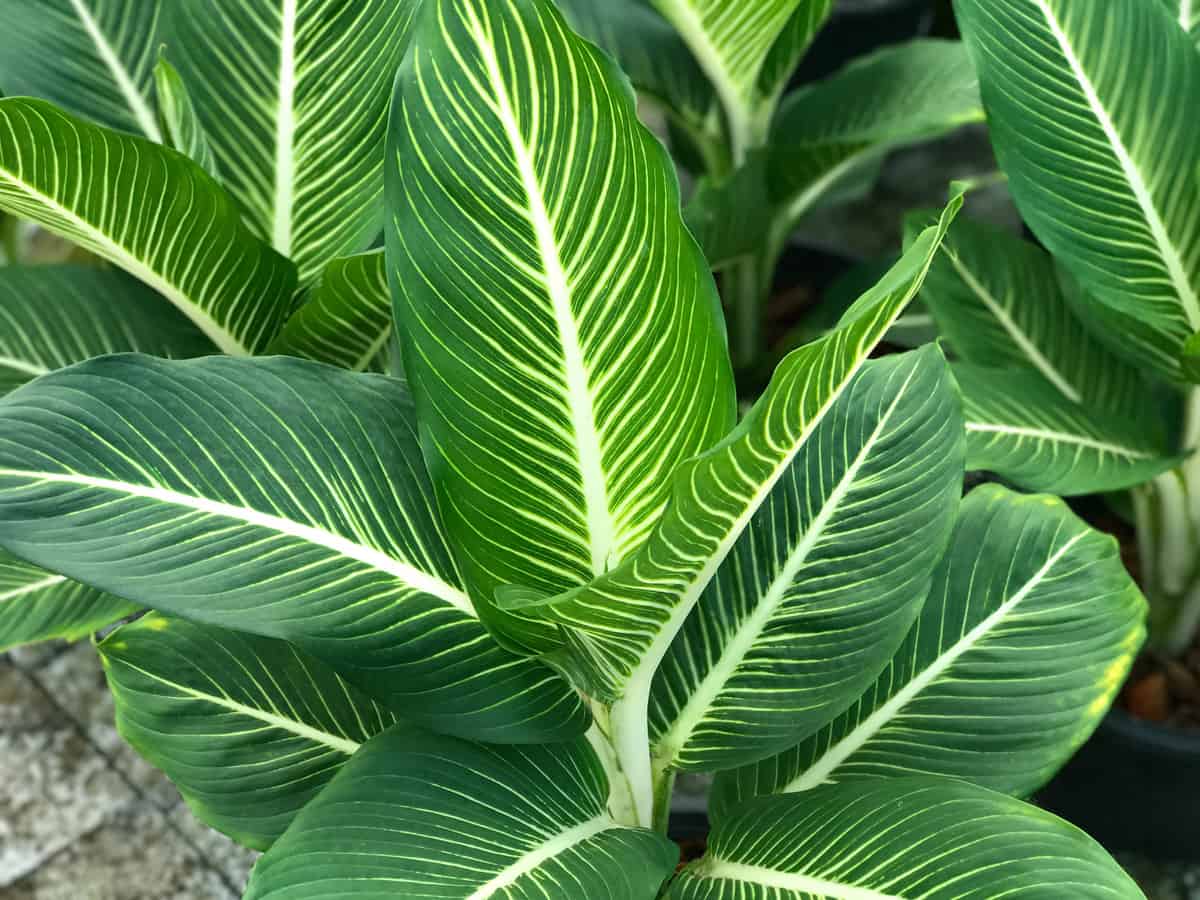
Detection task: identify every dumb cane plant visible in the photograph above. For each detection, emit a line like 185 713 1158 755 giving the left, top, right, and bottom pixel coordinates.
906 0 1200 660
557 0 985 382
0 0 1154 897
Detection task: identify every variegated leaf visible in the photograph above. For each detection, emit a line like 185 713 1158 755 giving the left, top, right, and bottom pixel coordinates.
387 0 735 650
163 0 418 281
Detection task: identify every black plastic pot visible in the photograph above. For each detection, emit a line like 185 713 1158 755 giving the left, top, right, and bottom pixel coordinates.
1036 710 1200 860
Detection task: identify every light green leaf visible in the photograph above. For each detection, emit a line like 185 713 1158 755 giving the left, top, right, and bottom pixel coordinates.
0 0 161 139
0 263 214 394
648 0 807 148
100 613 398 850
515 199 960 704
0 98 297 355
244 726 679 900
163 0 417 281
711 485 1146 819
757 1 835 103
911 213 1147 416
0 355 587 743
669 778 1144 899
0 550 136 652
388 0 735 648
648 347 964 776
154 56 219 180
956 364 1179 495
956 0 1200 381
555 0 721 164
769 40 983 235
271 249 392 372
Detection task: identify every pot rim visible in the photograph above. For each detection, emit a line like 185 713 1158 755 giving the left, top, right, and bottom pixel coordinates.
1103 707 1200 757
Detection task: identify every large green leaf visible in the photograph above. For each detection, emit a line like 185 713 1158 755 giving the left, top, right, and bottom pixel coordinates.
0 354 587 743
100 613 398 850
956 0 1200 381
769 40 982 234
244 727 678 900
648 347 963 776
0 98 296 355
956 365 1178 495
0 0 161 139
163 0 417 281
0 263 214 394
0 550 136 652
388 0 735 645
711 485 1146 820
271 249 392 372
913 214 1145 415
669 778 1143 899
153 56 219 180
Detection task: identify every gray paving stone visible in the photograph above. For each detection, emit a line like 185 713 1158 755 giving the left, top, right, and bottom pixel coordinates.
3 803 239 900
33 642 181 811
0 663 135 887
166 805 259 895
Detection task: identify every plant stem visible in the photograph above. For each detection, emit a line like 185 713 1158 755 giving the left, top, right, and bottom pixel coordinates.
604 689 655 829
726 253 768 376
1135 386 1200 655
651 767 676 835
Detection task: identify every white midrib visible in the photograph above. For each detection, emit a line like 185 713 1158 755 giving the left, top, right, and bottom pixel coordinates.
965 422 1154 459
68 0 162 143
783 533 1087 793
467 13 617 576
466 816 611 899
1182 0 1194 31
0 572 67 603
696 861 903 900
653 375 912 767
0 171 247 356
271 0 298 256
121 660 361 755
1034 0 1200 327
0 356 50 378
946 252 1082 402
0 468 475 616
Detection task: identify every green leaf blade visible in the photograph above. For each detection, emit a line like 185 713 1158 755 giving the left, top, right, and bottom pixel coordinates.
0 355 587 743
164 0 418 281
712 485 1146 819
271 249 392 372
957 364 1178 495
0 263 215 394
956 0 1200 381
244 727 678 900
0 550 136 652
670 778 1143 899
0 98 297 355
648 347 964 775
153 56 220 180
100 613 398 850
388 0 735 642
0 0 161 139
769 40 983 227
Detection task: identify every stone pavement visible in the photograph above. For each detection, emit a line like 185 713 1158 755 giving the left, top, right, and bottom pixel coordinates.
0 640 257 899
